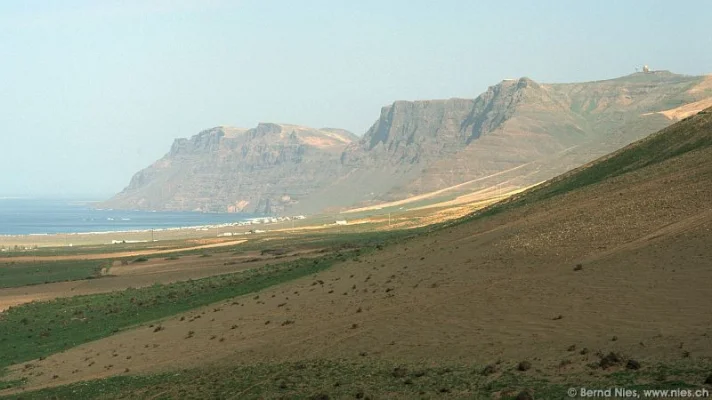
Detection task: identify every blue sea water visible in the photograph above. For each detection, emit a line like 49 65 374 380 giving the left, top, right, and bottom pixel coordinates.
0 198 251 235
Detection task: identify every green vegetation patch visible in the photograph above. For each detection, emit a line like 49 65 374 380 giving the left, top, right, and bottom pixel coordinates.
0 260 107 289
0 252 354 371
5 359 711 399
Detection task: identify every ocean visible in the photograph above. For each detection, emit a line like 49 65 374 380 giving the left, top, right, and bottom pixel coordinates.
0 198 251 236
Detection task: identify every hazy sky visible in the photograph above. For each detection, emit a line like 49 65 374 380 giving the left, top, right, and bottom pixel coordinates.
1 0 711 198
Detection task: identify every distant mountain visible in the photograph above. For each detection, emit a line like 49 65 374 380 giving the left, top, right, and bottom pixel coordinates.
102 71 712 214
102 124 357 213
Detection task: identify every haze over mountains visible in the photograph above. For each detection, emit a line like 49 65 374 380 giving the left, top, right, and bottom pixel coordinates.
102 71 712 214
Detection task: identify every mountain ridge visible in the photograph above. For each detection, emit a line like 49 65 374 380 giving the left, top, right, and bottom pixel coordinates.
106 124 357 213
101 72 712 214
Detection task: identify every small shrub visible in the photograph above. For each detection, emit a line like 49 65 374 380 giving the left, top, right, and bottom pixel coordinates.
704 374 712 385
599 352 622 369
517 361 532 371
516 391 534 400
626 359 641 370
481 364 497 376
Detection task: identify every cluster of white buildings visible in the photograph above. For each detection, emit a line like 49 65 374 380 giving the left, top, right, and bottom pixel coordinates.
219 229 267 237
193 214 306 231
105 215 310 242
216 215 307 237
244 215 306 225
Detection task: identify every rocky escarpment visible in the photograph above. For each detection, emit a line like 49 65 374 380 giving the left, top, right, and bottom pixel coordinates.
341 78 541 168
105 72 712 214
304 73 711 208
101 124 357 214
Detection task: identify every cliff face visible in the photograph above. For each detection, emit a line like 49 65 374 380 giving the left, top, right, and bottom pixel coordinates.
341 78 541 169
102 124 356 214
104 72 712 214
309 73 711 208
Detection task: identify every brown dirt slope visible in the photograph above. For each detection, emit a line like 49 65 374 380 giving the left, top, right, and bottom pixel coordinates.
4 109 712 393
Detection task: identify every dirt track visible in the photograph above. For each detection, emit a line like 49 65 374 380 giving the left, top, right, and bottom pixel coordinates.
341 163 535 213
0 240 247 263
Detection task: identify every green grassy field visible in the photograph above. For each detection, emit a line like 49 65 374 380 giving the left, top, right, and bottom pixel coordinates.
0 260 108 289
5 358 709 399
0 250 360 372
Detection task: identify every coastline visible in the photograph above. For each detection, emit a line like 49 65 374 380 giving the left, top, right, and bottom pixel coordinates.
0 216 307 249
0 198 266 247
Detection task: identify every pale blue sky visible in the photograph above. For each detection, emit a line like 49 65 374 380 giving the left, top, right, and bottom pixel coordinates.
1 0 710 198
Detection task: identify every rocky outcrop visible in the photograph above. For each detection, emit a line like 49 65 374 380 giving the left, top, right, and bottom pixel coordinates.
102 124 357 214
